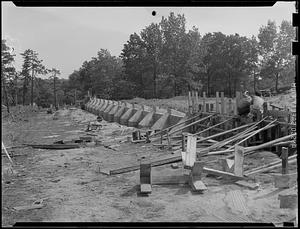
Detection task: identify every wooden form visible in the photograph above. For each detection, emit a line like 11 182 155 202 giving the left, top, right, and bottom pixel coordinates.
140 158 152 194
190 161 207 192
181 134 197 169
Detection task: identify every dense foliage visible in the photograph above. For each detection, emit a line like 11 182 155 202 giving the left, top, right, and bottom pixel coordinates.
1 13 295 110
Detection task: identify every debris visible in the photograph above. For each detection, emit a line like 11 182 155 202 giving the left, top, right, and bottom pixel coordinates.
235 180 260 190
50 178 61 183
171 163 179 169
13 200 45 211
28 144 80 150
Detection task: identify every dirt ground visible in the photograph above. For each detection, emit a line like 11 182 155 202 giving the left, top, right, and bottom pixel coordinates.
1 107 297 226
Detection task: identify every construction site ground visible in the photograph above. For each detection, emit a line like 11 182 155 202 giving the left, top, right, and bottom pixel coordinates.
2 106 297 226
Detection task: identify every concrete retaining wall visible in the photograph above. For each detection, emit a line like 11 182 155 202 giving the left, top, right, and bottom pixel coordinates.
85 97 186 131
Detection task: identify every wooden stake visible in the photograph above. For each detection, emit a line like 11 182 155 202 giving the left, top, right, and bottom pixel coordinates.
281 147 289 175
216 91 220 113
234 145 244 177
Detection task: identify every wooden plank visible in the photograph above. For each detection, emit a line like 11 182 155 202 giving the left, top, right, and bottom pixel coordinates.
140 158 151 194
234 145 244 177
196 122 253 143
194 118 233 136
203 167 246 180
185 134 197 168
168 114 216 136
109 151 182 175
235 180 259 190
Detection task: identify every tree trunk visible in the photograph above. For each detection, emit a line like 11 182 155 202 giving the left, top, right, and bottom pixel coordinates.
253 73 256 92
22 79 27 106
207 73 210 97
54 76 57 110
153 64 157 98
275 72 279 93
2 79 10 113
31 69 34 106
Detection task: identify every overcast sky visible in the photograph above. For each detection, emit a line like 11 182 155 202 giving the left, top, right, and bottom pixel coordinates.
2 1 295 78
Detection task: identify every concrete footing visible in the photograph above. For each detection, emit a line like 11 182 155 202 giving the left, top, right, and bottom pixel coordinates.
85 97 186 131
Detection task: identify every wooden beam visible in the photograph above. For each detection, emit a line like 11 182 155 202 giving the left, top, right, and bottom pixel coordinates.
203 167 246 180
193 118 233 136
196 122 254 143
168 114 216 136
140 158 152 194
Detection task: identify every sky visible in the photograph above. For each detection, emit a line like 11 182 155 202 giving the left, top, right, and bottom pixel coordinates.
1 1 296 78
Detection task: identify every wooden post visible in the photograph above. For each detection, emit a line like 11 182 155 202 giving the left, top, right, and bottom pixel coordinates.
192 91 195 114
188 91 192 115
234 145 244 177
182 132 187 152
216 91 220 113
203 92 206 112
228 98 233 115
140 158 152 194
220 92 225 114
184 134 197 168
195 91 199 112
281 147 289 175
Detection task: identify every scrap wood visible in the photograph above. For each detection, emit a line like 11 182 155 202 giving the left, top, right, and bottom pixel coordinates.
166 114 216 137
227 121 277 150
244 158 297 176
202 167 247 180
194 117 234 136
196 123 254 143
204 133 297 157
27 144 80 150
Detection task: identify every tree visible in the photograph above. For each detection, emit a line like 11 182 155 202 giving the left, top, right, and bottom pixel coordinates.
20 49 47 106
258 20 295 92
140 23 163 98
160 12 189 96
1 40 16 113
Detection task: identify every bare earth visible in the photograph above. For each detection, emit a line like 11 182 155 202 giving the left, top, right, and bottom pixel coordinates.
1 107 297 226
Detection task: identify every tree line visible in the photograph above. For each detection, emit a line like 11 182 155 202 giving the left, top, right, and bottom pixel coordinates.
1 13 295 111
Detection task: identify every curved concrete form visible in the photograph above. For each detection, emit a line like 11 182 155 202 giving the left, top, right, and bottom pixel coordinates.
84 98 187 131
